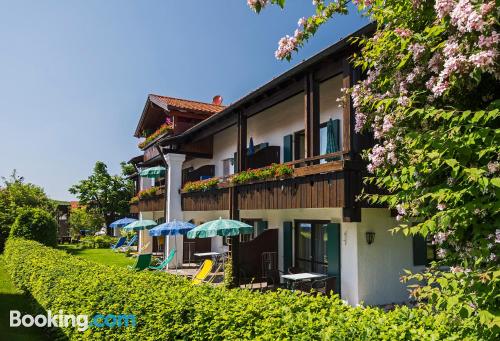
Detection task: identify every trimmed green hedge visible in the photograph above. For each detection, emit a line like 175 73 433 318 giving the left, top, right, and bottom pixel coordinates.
10 207 57 247
4 238 479 340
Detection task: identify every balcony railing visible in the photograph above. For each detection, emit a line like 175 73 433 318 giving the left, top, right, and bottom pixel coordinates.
181 151 361 211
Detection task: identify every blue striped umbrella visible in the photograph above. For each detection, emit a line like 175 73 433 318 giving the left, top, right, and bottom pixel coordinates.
149 220 195 237
109 217 137 229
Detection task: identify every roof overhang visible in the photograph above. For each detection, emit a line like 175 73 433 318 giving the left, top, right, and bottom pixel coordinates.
158 23 375 146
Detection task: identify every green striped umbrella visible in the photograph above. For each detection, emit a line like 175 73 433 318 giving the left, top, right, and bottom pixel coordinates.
122 219 157 231
187 218 253 239
139 166 166 179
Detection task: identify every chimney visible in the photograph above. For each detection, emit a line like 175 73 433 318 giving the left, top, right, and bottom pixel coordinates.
212 95 223 105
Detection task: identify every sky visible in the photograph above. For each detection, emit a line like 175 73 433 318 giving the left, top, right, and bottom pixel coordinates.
0 1 367 200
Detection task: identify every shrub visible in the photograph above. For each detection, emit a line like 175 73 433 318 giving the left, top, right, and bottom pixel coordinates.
3 238 486 340
80 235 117 249
9 208 57 247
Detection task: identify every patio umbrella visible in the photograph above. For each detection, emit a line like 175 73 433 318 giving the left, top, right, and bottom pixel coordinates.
149 220 196 267
187 218 253 239
109 217 137 229
149 220 195 237
122 219 157 231
248 137 255 156
139 166 166 179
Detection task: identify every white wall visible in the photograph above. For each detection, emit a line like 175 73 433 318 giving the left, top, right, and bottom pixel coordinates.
355 208 422 306
138 210 164 254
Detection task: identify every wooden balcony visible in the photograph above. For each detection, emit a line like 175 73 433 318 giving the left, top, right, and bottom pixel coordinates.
181 152 363 212
129 187 165 213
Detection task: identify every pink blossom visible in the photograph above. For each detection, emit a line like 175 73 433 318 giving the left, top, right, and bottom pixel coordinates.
478 31 499 49
409 43 425 61
434 232 449 244
437 203 447 211
247 0 269 11
432 79 449 97
437 248 447 258
275 35 297 60
487 161 499 174
355 112 367 132
382 115 394 132
396 204 406 216
495 229 500 244
298 17 307 27
480 2 495 15
397 96 410 106
426 76 437 90
450 266 464 273
450 0 485 33
443 39 460 58
434 0 455 19
394 28 412 38
428 53 441 73
469 50 497 72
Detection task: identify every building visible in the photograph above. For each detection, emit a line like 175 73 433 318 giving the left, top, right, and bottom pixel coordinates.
128 24 430 306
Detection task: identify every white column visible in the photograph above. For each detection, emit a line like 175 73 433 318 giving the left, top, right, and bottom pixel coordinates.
164 153 186 268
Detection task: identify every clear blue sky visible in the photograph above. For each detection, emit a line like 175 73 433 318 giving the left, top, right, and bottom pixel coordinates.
0 1 367 200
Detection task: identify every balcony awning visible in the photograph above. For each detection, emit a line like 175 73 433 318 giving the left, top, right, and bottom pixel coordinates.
139 166 166 178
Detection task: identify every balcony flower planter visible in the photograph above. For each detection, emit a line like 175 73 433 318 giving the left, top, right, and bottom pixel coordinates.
182 178 220 193
138 122 173 150
230 163 293 185
129 186 162 204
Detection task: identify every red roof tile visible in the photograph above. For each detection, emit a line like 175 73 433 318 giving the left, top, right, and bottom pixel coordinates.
149 94 225 115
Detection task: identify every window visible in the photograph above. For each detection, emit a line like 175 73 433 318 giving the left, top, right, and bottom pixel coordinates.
413 235 438 265
222 158 234 177
295 221 329 274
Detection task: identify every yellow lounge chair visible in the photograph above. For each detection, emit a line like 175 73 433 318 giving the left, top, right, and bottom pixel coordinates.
192 259 214 285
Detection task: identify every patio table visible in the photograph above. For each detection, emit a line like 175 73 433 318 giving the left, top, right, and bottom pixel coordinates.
281 272 326 290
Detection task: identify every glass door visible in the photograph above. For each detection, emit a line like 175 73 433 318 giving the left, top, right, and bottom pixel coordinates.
295 221 328 274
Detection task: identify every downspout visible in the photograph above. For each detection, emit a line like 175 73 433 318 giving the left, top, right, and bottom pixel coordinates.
155 144 168 222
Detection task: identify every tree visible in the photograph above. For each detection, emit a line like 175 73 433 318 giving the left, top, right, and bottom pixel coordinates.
68 206 105 237
69 161 134 228
248 0 499 335
0 170 55 251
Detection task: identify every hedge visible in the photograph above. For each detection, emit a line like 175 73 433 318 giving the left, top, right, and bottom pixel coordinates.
4 238 480 340
9 207 57 247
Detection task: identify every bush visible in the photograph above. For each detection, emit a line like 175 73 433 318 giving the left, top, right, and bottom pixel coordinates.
9 208 57 247
4 238 487 340
80 235 117 249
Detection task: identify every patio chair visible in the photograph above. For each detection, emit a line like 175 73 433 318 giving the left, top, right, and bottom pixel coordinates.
127 253 152 271
117 235 138 252
148 249 176 271
311 276 337 296
110 236 126 250
191 259 214 285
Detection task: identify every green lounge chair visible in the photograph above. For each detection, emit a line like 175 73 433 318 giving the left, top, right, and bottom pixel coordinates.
128 253 152 271
148 249 176 271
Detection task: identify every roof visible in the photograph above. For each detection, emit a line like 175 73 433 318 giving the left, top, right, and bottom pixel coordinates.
148 94 225 115
158 23 375 145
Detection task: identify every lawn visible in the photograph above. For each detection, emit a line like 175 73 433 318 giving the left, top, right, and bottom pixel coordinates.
57 244 136 268
0 257 51 341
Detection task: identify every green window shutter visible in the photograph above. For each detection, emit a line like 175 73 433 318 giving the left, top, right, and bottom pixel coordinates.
233 152 238 173
283 134 293 162
256 221 268 236
283 222 293 272
326 223 340 287
413 235 428 266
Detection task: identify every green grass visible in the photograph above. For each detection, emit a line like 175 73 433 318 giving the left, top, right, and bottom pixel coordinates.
0 257 50 341
57 245 136 268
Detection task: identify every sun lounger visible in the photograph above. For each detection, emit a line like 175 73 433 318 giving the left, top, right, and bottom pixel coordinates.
110 236 126 250
127 253 152 271
148 249 176 271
